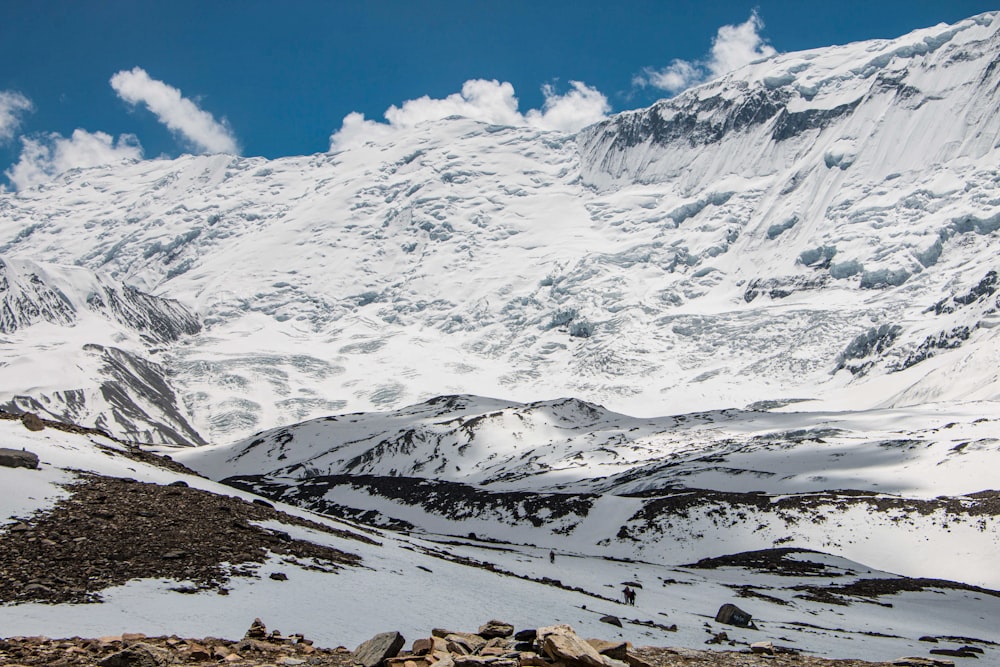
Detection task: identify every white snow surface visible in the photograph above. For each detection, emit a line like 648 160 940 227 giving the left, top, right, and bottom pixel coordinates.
3 422 1000 661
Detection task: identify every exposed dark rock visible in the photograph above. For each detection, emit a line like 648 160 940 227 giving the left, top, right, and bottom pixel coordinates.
0 447 39 469
599 615 623 628
714 603 754 628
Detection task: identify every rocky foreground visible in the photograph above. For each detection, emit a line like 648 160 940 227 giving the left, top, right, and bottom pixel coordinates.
0 618 964 667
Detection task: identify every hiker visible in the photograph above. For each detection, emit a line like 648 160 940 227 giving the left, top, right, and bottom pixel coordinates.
622 586 631 605
549 550 555 563
629 587 636 605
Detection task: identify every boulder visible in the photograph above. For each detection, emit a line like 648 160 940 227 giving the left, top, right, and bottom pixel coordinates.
598 615 622 628
478 620 515 639
98 642 173 667
353 631 406 667
538 625 606 667
513 629 537 642
21 412 45 431
750 641 774 655
714 603 754 628
0 447 39 470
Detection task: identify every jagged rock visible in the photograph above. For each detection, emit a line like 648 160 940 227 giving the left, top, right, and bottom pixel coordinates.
598 615 622 628
478 620 515 639
352 631 406 667
0 447 39 469
270 571 289 581
98 642 173 667
714 603 754 628
20 412 44 431
185 642 211 660
750 641 774 655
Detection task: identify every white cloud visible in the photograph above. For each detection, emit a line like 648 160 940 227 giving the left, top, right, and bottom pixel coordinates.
110 67 238 154
0 91 33 143
707 11 777 76
635 11 776 94
5 129 142 190
526 81 611 132
330 79 609 150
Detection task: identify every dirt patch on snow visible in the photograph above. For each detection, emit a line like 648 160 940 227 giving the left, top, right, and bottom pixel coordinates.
0 473 375 604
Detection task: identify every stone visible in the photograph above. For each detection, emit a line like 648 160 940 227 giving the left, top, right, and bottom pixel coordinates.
513 629 537 642
598 615 622 628
585 640 627 661
750 641 774 655
246 618 268 639
444 633 486 655
412 638 434 655
538 626 605 667
353 631 406 667
21 412 45 432
0 447 39 470
930 647 982 658
121 632 147 643
892 659 956 667
478 620 515 639
270 571 289 581
714 603 754 628
98 642 173 667
186 642 211 660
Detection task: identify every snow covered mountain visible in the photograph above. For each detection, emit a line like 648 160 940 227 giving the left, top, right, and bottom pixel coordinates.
1 13 999 444
0 256 204 444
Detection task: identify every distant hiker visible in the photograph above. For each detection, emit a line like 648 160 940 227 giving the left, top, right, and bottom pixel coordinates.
549 550 555 563
629 588 636 605
622 586 632 605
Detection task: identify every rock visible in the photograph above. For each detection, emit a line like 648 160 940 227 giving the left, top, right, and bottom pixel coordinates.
277 658 307 666
168 480 188 487
585 639 628 661
444 633 486 655
0 447 39 470
623 652 655 667
270 571 289 581
892 658 956 667
598 615 622 628
21 412 45 432
253 498 274 509
352 631 406 667
538 625 605 667
99 642 173 667
412 638 435 655
750 641 774 655
930 647 982 658
478 620 515 639
186 642 211 660
513 629 537 642
714 603 754 628
920 636 940 643
246 618 268 639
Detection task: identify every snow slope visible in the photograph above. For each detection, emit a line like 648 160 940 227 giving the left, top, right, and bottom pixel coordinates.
2 419 999 662
0 14 998 443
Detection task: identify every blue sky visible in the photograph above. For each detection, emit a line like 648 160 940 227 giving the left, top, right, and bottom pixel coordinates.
1 1 996 189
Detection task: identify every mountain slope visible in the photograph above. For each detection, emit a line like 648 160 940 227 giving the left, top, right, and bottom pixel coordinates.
0 14 998 442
